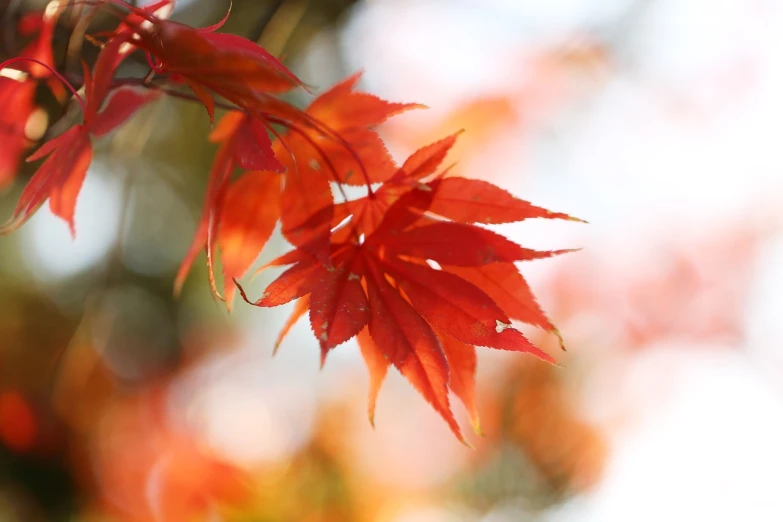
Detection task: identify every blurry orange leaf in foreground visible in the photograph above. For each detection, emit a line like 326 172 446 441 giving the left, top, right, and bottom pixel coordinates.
508 362 607 493
93 387 251 521
386 41 609 173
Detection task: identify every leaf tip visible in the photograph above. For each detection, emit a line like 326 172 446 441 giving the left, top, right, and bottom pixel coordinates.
546 352 566 369
553 327 567 352
407 102 429 111
470 418 485 437
545 208 588 224
548 248 582 258
457 432 474 449
319 346 328 370
0 215 24 236
529 344 559 366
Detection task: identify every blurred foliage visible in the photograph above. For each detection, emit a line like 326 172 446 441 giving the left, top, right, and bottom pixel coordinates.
0 1 362 520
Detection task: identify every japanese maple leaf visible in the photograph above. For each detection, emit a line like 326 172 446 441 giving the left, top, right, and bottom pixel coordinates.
118 2 308 126
331 130 582 243
176 75 418 304
328 132 465 240
0 3 65 187
296 72 425 185
174 110 284 306
0 39 159 236
275 73 421 260
242 159 579 441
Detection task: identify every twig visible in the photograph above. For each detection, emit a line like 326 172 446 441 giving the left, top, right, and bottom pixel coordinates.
251 0 285 44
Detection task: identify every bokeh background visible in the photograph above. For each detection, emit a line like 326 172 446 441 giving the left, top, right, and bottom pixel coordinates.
2 0 783 520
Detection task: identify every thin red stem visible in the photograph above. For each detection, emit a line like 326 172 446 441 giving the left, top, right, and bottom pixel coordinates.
266 117 364 244
1 57 87 115
266 116 349 200
265 108 375 197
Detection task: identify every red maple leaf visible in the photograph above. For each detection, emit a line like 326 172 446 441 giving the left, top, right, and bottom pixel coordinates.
300 72 425 186
0 38 159 235
174 109 285 305
275 73 421 260
0 2 581 444
176 74 419 306
0 5 69 188
119 2 309 129
239 140 580 441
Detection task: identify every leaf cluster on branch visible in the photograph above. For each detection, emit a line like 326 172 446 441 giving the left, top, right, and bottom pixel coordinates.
0 0 582 442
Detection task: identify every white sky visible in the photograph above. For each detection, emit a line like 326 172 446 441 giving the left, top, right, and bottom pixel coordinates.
338 0 783 519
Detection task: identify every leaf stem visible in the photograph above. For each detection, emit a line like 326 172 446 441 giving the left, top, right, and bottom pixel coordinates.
1 57 87 115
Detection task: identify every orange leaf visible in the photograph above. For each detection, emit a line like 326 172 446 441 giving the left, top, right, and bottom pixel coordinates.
232 117 284 172
1 37 149 237
218 170 282 307
436 332 482 435
302 73 423 185
309 250 369 363
329 139 459 239
186 79 215 125
356 327 389 427
307 72 423 129
429 177 584 224
395 131 462 182
174 141 234 295
383 221 575 267
386 258 554 362
447 263 562 347
209 110 244 143
1 125 92 236
257 258 321 307
364 257 466 444
279 140 334 260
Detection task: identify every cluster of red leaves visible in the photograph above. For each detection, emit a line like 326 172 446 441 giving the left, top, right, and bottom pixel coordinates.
0 0 580 440
0 5 63 188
